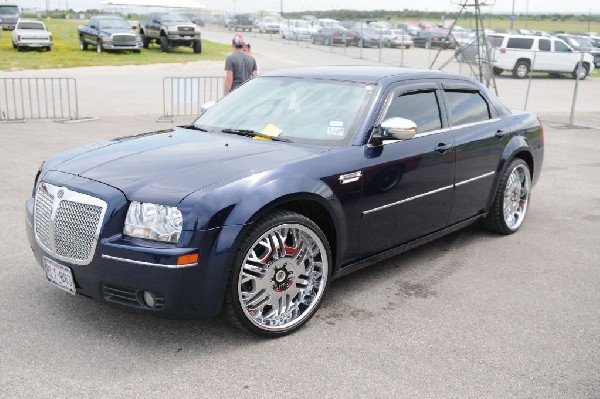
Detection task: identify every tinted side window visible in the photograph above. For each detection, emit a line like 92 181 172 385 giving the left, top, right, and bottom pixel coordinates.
506 38 534 49
554 40 570 52
385 90 442 134
487 35 504 47
539 39 551 51
445 90 491 126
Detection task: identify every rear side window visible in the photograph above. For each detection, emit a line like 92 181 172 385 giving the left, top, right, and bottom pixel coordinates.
385 90 442 134
444 90 491 126
487 35 504 48
539 39 551 51
506 38 534 49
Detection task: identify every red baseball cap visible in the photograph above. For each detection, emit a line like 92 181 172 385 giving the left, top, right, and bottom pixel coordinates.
232 34 245 46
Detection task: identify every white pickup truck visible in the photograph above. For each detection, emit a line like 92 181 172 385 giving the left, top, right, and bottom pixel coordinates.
11 20 52 51
489 34 595 79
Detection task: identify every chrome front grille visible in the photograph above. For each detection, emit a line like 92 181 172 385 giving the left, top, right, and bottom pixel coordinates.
34 183 107 265
177 26 194 32
112 34 136 44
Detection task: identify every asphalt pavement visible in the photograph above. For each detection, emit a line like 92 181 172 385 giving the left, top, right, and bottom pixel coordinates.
0 30 599 398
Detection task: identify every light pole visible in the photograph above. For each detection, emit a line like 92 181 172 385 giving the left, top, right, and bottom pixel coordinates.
510 0 516 29
280 0 283 17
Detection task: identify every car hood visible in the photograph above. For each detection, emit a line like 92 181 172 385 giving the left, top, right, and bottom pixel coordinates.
46 127 323 202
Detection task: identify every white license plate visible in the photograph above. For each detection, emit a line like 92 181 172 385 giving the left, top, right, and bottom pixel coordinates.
44 257 76 295
183 36 191 40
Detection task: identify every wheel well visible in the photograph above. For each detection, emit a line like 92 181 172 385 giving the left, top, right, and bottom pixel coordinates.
262 199 337 266
516 58 531 67
512 150 534 178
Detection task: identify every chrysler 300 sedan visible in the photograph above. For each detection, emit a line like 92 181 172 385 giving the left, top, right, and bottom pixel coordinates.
25 67 543 337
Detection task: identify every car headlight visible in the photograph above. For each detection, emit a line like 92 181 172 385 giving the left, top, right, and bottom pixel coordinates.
124 201 183 243
194 26 201 32
167 26 178 32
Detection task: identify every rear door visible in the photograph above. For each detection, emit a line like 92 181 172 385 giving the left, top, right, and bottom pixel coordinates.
360 82 455 256
441 81 509 224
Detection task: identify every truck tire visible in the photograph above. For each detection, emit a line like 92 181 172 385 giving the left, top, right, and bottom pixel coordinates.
96 39 103 53
193 40 202 54
79 36 88 51
160 35 169 52
141 32 150 49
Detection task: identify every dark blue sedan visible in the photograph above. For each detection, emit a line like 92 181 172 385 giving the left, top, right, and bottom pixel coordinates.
25 67 543 337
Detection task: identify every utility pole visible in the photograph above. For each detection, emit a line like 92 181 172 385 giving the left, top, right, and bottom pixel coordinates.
280 0 283 17
510 0 515 29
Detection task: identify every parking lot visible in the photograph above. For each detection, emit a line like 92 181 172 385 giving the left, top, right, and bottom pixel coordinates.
1 30 599 398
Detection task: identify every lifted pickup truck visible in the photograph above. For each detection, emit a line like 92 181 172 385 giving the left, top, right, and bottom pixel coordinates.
138 12 202 53
78 16 142 53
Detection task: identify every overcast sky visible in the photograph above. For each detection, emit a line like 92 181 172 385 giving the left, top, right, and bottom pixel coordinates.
15 0 599 14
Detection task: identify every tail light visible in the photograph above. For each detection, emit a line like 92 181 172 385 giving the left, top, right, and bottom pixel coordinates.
49 35 53 41
333 34 340 38
500 48 506 54
17 35 21 42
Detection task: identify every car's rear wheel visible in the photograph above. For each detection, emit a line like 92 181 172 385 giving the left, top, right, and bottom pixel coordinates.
225 210 331 337
492 67 503 75
483 158 532 234
512 61 529 78
572 62 589 80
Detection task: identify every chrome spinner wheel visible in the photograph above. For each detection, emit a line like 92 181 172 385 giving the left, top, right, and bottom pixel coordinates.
231 212 330 336
503 163 531 231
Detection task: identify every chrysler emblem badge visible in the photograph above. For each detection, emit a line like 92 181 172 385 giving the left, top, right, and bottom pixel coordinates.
57 190 64 199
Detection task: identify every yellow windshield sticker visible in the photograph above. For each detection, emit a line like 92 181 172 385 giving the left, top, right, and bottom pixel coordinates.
261 124 283 137
252 136 272 140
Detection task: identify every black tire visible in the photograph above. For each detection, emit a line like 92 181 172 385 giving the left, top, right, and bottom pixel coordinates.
141 32 150 49
96 39 103 53
492 67 503 75
324 37 331 46
482 158 532 235
512 61 529 79
405 45 410 49
224 210 331 337
12 41 16 49
133 49 141 54
572 62 589 80
79 36 88 51
160 35 169 52
358 39 364 48
46 46 51 52
311 36 316 44
193 39 202 54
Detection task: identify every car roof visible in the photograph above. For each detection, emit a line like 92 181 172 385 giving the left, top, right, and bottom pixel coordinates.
261 66 470 84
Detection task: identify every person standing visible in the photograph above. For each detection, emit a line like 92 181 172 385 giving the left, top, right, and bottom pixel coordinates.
224 34 258 95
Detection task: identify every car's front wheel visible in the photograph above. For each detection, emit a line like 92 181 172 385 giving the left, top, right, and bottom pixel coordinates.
225 210 331 337
96 39 103 53
512 61 529 78
572 62 589 80
483 158 532 234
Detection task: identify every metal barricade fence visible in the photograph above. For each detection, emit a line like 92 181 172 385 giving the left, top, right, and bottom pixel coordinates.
159 76 224 121
0 77 80 122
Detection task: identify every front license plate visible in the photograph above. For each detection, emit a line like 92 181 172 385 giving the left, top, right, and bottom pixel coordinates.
44 257 76 295
183 36 191 40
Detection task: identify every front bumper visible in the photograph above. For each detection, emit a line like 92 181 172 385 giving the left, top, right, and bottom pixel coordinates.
25 173 240 319
102 41 142 50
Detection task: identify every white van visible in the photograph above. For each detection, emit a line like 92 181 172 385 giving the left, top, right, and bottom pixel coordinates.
489 34 595 79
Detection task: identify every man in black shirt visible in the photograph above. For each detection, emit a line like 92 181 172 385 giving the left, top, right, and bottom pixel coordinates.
224 34 258 94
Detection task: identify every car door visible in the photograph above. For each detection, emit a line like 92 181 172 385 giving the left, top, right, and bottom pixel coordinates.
552 39 577 71
440 81 509 224
87 17 98 44
534 38 553 70
360 82 455 256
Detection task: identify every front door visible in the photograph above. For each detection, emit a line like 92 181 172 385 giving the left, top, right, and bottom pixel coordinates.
360 83 455 256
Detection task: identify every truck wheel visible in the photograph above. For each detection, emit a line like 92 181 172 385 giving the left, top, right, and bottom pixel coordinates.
512 61 529 79
572 63 589 80
96 39 103 53
12 41 17 49
79 36 88 50
193 40 202 54
160 35 169 52
133 49 141 54
141 33 150 49
46 46 52 52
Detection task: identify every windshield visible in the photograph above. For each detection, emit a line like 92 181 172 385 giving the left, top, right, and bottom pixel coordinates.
161 14 191 23
99 18 131 29
18 22 44 30
0 5 18 14
194 77 375 146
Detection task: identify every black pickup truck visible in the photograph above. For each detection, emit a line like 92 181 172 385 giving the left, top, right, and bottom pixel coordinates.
78 16 142 53
226 14 253 32
138 12 202 53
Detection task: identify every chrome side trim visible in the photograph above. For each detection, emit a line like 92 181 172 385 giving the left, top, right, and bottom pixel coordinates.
101 254 197 269
363 185 454 215
455 171 495 187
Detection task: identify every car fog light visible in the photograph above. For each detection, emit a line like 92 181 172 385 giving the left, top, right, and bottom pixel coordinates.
143 291 156 308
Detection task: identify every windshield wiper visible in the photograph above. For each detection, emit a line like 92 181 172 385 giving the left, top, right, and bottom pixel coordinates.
181 124 209 132
221 128 289 142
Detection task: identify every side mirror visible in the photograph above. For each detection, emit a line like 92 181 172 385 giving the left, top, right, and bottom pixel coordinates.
370 117 417 145
199 101 216 115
